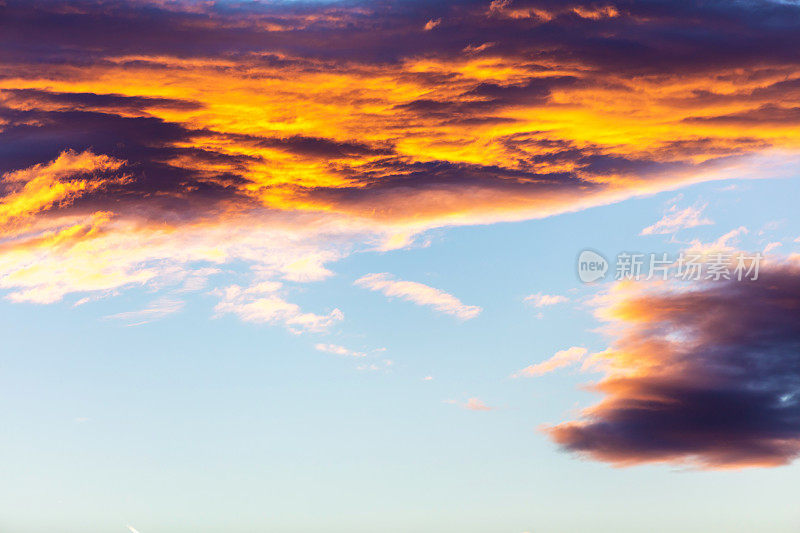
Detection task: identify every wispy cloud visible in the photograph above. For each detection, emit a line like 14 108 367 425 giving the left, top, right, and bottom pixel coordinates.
512 346 588 377
104 298 184 326
685 226 748 255
423 18 441 30
0 150 124 227
354 273 481 320
641 204 713 236
314 343 367 358
356 359 393 372
465 397 493 411
524 292 568 307
215 282 343 333
445 397 495 411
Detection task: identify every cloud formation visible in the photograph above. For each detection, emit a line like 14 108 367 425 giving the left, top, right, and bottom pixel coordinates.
640 204 713 236
465 397 494 411
524 292 569 307
545 262 800 469
314 343 367 358
2 0 800 320
104 297 184 326
0 150 124 228
513 346 588 377
215 282 343 333
447 397 495 411
355 273 481 319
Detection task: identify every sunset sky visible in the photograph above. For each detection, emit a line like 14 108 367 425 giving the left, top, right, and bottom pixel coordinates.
1 1 800 531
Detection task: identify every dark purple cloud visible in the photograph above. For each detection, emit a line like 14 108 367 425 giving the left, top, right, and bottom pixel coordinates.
1 0 800 227
547 263 800 469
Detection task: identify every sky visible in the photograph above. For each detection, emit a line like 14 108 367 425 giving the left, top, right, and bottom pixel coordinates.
1 0 800 532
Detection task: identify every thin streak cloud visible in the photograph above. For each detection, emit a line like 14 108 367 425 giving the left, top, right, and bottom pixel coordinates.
354 273 481 320
512 346 588 378
524 292 569 307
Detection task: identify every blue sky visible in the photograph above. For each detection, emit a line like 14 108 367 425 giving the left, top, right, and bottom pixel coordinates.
3 173 799 532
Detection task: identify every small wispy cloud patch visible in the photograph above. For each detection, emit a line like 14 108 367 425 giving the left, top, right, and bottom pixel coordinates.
463 42 495 54
423 18 441 30
104 298 184 326
314 343 367 358
685 226 748 255
354 273 481 320
512 346 588 378
641 204 713 235
445 397 495 411
356 359 393 372
465 397 494 411
524 292 569 307
215 282 343 333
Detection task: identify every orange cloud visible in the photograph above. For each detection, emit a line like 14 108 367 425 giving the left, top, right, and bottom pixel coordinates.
513 346 588 377
465 397 494 411
2 0 800 322
0 150 124 228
